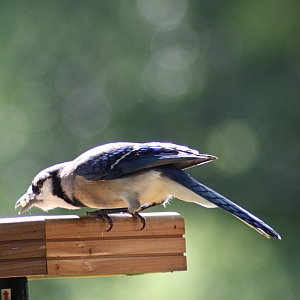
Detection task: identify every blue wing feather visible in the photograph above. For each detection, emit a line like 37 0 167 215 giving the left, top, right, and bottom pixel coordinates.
73 142 215 180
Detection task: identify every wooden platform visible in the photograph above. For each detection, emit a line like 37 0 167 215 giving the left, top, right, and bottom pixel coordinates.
0 212 186 278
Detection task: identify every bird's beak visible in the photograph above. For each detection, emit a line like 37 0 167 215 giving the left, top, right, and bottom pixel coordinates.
15 190 37 214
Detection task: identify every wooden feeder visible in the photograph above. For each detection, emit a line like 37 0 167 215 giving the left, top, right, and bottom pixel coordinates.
0 212 186 282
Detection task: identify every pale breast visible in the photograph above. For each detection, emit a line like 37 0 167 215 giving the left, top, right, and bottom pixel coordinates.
73 170 171 210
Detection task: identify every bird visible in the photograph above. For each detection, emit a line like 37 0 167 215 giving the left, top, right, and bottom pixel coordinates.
15 142 280 239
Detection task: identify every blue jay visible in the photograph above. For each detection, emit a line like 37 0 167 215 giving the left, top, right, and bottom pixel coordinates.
15 142 280 239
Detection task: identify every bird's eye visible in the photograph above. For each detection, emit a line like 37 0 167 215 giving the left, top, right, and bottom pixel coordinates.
36 179 44 188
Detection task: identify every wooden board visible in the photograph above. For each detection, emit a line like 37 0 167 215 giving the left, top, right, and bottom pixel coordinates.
47 256 187 276
0 213 186 278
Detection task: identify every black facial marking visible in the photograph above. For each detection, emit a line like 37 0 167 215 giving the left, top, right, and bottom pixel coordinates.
37 179 44 189
51 172 87 208
32 183 42 194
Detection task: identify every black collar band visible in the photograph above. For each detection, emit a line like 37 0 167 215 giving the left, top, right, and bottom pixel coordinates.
51 172 87 208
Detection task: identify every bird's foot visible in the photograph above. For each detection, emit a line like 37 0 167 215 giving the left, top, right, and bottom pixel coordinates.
86 202 161 231
130 212 146 230
86 207 129 231
131 202 161 230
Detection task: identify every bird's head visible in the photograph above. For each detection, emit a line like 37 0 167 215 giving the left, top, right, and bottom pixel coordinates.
15 163 69 214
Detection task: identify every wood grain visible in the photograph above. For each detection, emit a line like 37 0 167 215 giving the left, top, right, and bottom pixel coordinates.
0 240 46 260
0 219 45 241
47 256 187 276
0 259 47 277
44 212 185 239
0 213 186 278
46 237 186 258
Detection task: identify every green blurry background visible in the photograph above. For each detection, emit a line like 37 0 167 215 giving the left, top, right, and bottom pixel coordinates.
0 0 299 299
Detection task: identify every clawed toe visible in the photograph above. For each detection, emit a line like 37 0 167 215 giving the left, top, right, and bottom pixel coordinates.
131 212 146 230
86 205 159 231
86 210 114 231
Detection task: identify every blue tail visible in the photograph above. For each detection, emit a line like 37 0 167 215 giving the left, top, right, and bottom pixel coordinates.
160 166 281 239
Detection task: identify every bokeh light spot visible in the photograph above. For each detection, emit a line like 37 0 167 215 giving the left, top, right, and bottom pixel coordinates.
61 87 111 138
151 23 200 70
137 0 187 27
142 23 201 101
207 120 260 175
142 59 193 101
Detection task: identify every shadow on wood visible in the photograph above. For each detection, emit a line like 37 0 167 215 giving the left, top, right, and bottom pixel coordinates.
0 212 186 278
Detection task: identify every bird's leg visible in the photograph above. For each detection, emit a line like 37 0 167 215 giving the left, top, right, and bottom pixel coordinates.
139 202 160 211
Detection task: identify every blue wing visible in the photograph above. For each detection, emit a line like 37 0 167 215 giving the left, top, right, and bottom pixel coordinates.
73 142 216 180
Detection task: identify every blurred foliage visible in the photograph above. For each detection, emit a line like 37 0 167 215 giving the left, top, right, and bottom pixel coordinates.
0 0 300 299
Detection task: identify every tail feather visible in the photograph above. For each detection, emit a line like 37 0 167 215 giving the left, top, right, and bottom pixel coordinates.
160 166 281 239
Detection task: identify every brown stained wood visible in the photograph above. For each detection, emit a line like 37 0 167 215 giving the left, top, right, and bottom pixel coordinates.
0 213 186 278
0 218 45 241
0 259 47 277
46 237 186 258
0 240 46 260
47 256 187 276
45 212 185 240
